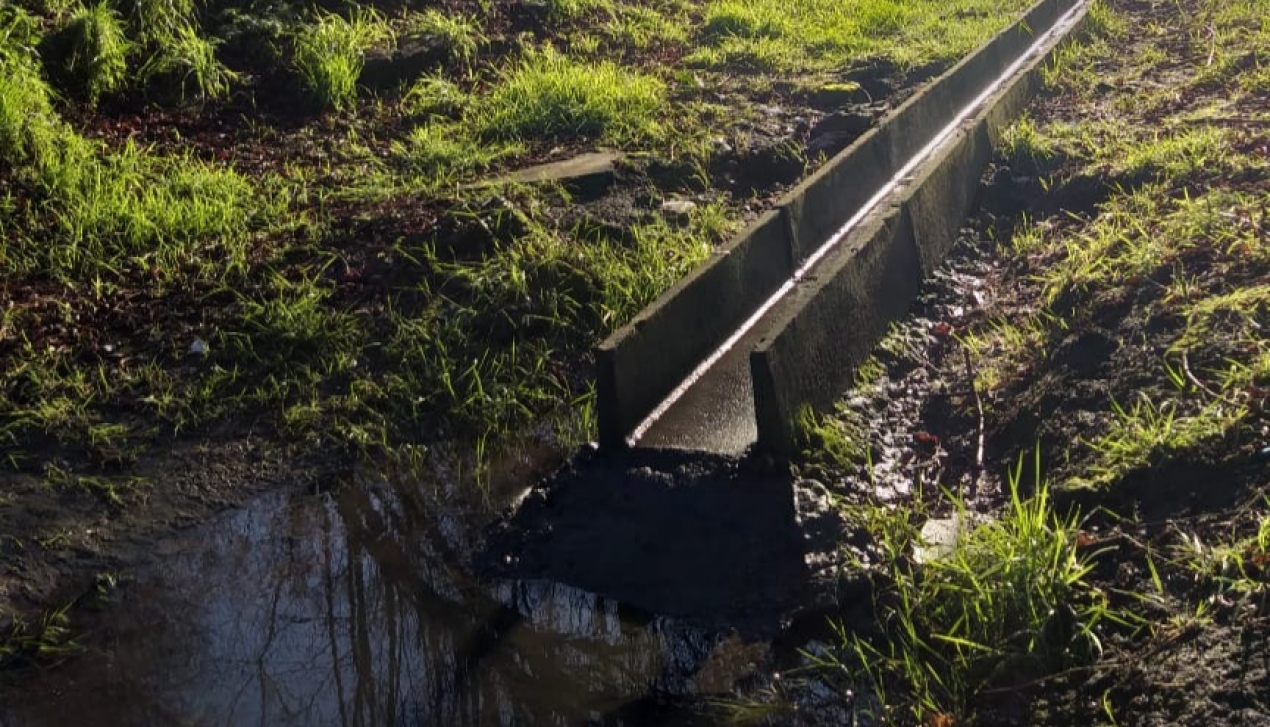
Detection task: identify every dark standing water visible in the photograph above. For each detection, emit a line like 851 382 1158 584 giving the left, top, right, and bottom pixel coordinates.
1 463 767 727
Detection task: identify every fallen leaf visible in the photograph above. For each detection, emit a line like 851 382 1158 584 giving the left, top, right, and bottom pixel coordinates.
926 713 955 727
914 431 940 445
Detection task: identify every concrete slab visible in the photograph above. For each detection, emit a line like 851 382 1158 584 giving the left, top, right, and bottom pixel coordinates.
502 151 622 197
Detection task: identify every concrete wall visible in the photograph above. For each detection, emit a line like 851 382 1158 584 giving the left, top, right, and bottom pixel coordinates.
597 209 793 447
751 0 1088 455
597 0 1082 451
752 204 919 453
775 0 1067 267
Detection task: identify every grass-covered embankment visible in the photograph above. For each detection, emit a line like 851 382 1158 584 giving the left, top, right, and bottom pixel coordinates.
779 0 1270 723
2 0 1042 662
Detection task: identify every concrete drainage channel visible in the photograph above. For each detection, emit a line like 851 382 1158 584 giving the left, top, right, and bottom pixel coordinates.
596 0 1092 457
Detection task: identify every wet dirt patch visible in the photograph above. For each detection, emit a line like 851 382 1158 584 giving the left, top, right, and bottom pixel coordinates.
481 449 818 634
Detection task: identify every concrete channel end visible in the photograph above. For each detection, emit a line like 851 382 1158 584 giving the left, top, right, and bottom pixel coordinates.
596 209 794 447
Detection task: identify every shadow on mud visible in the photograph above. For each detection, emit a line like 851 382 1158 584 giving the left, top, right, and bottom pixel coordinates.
483 449 813 636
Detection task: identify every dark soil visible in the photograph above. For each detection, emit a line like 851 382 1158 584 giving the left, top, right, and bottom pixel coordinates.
480 448 838 636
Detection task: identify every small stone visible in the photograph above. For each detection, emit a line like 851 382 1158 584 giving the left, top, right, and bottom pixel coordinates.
660 199 697 221
809 81 866 108
810 111 874 139
189 338 208 356
501 152 621 200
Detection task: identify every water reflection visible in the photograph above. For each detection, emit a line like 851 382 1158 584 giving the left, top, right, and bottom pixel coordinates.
2 471 758 727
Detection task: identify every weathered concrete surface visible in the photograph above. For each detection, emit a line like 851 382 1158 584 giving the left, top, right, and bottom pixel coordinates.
751 0 1089 455
635 343 757 454
500 151 622 198
597 210 793 447
775 0 1068 268
752 204 919 453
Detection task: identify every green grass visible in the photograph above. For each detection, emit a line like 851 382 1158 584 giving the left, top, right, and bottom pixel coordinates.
687 0 1034 73
394 122 521 187
1000 115 1058 170
140 22 236 101
479 47 666 144
1072 394 1240 490
0 29 285 461
292 8 390 111
951 0 1270 498
0 604 79 669
817 463 1115 723
0 0 1107 500
120 0 195 44
957 315 1054 393
389 47 666 188
1172 506 1270 603
401 9 485 69
372 198 728 439
604 4 689 52
793 1 1270 720
545 0 614 22
1 36 271 281
795 404 869 472
400 74 470 119
43 1 130 104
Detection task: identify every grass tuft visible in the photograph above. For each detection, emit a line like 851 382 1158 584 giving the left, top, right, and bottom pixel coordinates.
1073 394 1240 490
402 9 485 69
120 0 195 44
819 462 1115 722
292 8 390 112
42 1 130 104
689 0 1033 73
480 47 665 144
140 22 237 101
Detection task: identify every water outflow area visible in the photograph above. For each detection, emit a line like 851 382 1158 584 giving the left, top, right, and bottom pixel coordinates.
0 467 763 727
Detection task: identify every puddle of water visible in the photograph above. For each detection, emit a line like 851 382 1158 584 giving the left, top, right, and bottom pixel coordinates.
1 466 762 727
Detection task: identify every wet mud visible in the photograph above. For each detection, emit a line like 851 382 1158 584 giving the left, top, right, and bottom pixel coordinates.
482 450 828 635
